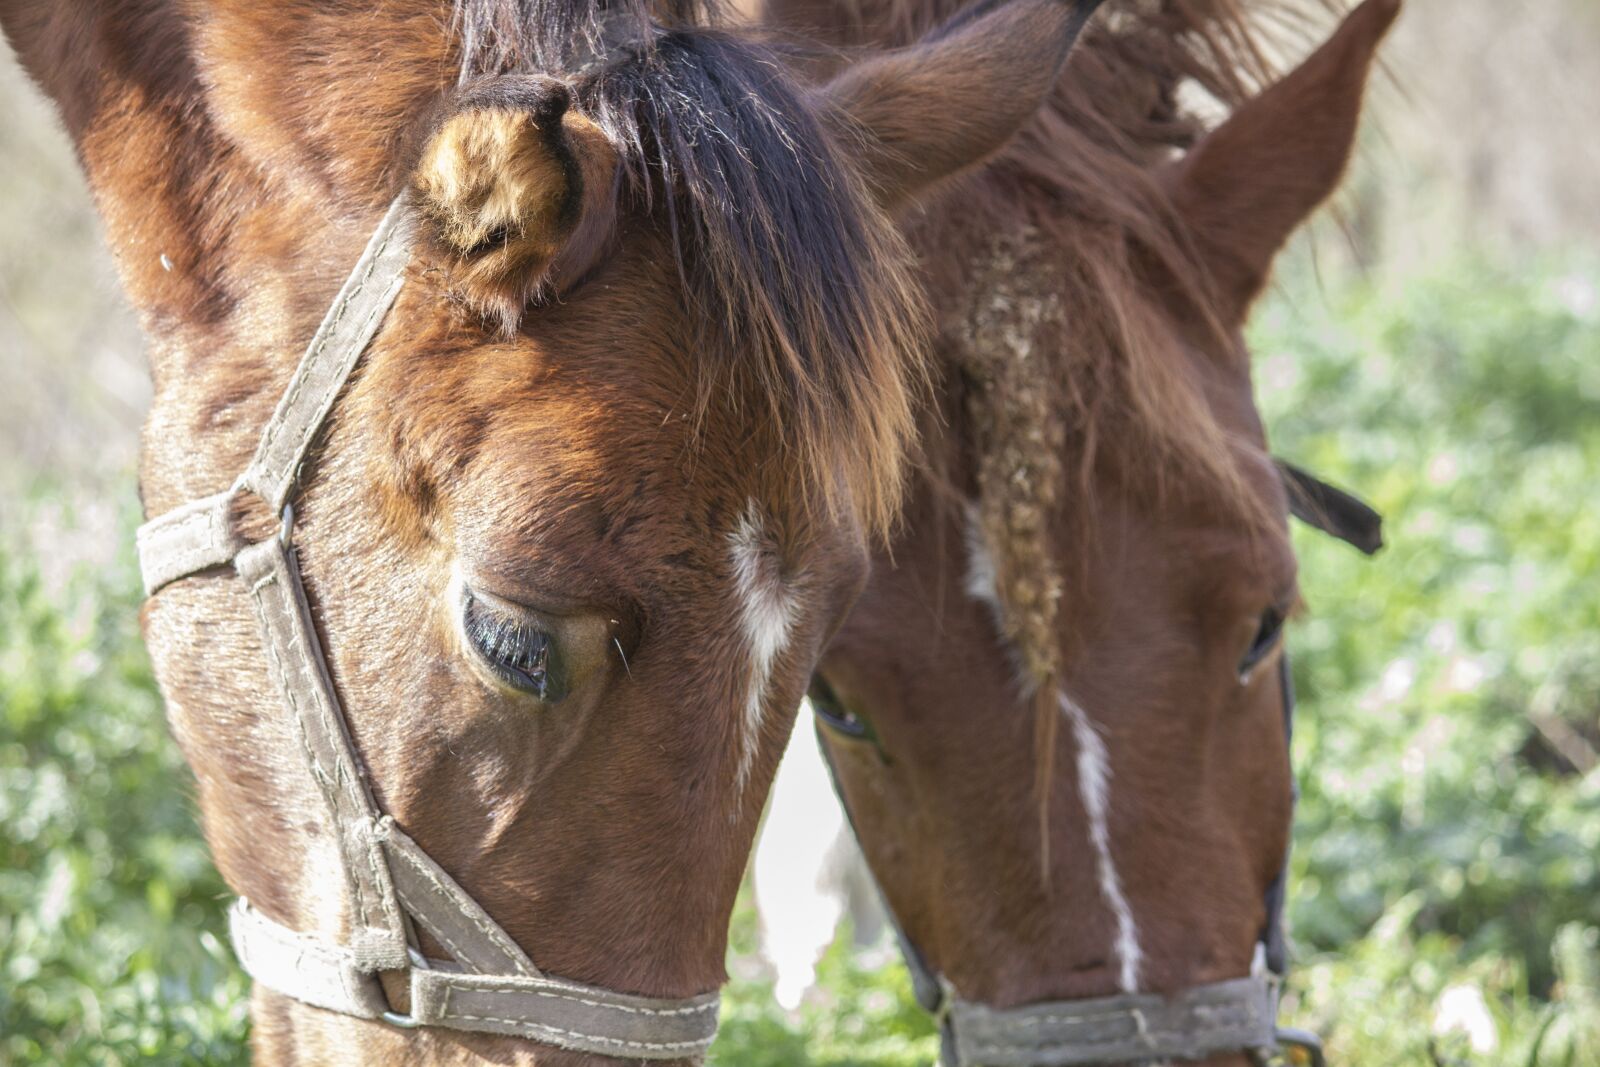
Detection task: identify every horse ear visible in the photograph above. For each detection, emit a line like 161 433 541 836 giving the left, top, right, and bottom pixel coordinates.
411 75 619 335
818 0 1105 208
1168 0 1401 319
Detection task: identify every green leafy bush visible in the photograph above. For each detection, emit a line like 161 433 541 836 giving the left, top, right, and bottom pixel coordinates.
712 899 937 1067
1260 254 1600 1064
0 493 249 1065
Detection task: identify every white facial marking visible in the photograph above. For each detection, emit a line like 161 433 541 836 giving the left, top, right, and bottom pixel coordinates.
962 502 1003 619
1058 689 1143 993
729 501 802 797
966 502 1040 692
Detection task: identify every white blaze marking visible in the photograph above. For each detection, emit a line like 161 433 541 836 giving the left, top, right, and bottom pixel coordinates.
966 500 1141 987
729 502 801 797
1058 689 1143 993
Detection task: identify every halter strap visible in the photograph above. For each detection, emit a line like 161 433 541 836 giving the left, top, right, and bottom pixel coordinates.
136 197 720 1058
944 973 1282 1066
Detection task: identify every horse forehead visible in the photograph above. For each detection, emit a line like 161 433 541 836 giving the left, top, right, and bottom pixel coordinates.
352 267 834 574
394 386 819 579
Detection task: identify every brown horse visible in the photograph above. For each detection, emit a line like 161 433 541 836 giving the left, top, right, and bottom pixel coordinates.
766 0 1400 1063
0 0 1116 1062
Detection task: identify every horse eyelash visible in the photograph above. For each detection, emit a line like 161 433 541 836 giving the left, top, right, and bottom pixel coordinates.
463 596 553 691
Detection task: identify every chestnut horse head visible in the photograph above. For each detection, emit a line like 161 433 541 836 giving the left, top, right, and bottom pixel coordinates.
774 0 1400 1063
1 0 1118 1061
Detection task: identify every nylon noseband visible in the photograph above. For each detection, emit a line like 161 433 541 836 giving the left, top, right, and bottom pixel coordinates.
136 199 720 1057
817 470 1380 1066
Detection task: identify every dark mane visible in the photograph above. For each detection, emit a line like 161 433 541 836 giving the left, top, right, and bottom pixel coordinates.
453 0 927 536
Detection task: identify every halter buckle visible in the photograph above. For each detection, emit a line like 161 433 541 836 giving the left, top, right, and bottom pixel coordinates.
378 945 431 1030
1274 1027 1327 1067
278 501 296 549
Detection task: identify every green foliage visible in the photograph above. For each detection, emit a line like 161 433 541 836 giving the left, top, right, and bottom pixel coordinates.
1258 253 1600 1064
1 255 1596 1065
0 493 250 1065
712 897 938 1067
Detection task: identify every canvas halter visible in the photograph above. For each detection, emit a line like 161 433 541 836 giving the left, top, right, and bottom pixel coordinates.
815 468 1382 1067
135 198 720 1058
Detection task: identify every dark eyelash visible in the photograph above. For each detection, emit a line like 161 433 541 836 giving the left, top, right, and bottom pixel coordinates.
809 676 876 743
1238 604 1287 682
464 594 554 699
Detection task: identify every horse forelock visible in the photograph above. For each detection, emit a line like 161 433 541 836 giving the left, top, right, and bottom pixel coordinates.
449 0 931 541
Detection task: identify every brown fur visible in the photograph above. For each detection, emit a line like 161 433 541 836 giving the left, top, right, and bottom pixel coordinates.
772 0 1399 1060
0 0 1158 1062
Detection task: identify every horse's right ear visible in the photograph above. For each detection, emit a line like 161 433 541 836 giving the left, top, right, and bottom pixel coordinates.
411 75 619 335
818 0 1105 209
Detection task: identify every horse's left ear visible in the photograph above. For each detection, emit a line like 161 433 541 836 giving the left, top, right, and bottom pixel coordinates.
411 75 619 335
1168 0 1401 319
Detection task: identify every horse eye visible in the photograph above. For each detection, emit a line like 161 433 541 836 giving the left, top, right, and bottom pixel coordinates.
463 593 566 702
1238 604 1287 684
809 676 875 742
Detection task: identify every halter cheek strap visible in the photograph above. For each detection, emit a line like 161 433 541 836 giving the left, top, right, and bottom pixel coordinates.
136 198 720 1058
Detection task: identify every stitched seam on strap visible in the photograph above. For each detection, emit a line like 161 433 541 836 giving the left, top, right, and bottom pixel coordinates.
392 882 475 969
435 978 717 1018
1010 1009 1252 1027
972 1011 1260 1054
142 503 214 549
974 1032 1255 1056
359 828 402 944
998 1005 1145 1027
282 585 400 940
389 844 533 974
991 998 1258 1028
141 496 235 585
249 568 373 934
446 1014 714 1052
252 219 399 495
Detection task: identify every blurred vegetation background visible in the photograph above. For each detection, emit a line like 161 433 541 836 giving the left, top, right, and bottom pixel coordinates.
3 2 1599 1064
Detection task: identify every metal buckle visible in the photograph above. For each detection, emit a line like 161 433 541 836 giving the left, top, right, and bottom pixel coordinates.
379 1008 421 1029
378 946 430 1030
1275 1027 1327 1067
278 502 296 549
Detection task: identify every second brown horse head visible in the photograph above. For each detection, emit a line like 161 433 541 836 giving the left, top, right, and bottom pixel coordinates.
788 1 1402 1062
